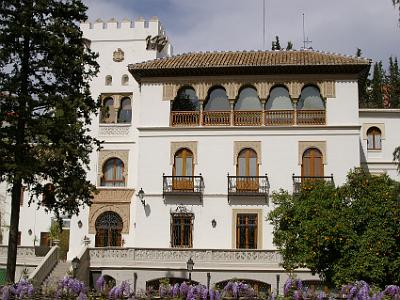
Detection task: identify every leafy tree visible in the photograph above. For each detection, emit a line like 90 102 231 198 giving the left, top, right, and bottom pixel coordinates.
394 147 400 172
286 41 293 50
268 169 400 288
0 0 99 282
271 36 281 50
356 48 362 57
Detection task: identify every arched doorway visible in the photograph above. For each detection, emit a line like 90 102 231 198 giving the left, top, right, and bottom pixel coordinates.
301 148 324 178
173 148 194 191
95 211 123 247
236 148 259 191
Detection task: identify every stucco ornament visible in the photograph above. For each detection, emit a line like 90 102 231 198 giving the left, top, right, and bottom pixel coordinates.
113 48 124 62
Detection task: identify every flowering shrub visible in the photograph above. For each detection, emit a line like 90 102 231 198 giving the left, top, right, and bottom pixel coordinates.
4 276 400 300
0 279 34 300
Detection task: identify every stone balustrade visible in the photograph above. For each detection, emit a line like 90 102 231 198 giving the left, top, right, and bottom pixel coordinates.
89 248 282 271
0 246 42 266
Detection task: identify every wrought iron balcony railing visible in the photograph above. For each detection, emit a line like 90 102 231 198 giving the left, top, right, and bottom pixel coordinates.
227 174 270 202
292 174 334 194
163 175 204 198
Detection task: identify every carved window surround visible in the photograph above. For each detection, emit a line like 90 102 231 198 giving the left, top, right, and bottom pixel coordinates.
88 188 134 234
162 80 335 101
233 141 261 165
362 123 385 140
98 150 129 186
298 141 327 165
170 142 198 165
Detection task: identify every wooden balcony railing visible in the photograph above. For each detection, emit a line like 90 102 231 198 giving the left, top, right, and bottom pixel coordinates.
297 110 326 125
234 111 263 126
203 111 231 126
292 174 334 194
227 175 270 202
171 111 200 127
170 110 326 127
163 175 204 198
265 110 295 126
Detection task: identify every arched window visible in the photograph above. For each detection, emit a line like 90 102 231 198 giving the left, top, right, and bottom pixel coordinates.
367 127 382 150
235 87 261 111
297 86 324 110
121 74 129 86
100 97 115 123
204 87 230 111
265 86 294 125
302 148 324 177
172 87 199 111
117 97 132 123
237 148 258 191
95 211 123 247
266 86 293 110
105 75 112 86
173 148 194 190
101 158 125 187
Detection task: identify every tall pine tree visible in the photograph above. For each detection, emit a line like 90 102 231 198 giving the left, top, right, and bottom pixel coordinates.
388 57 400 108
369 62 385 108
0 0 99 282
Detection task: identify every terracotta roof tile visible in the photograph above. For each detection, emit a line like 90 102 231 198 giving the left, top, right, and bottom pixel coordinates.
129 50 371 82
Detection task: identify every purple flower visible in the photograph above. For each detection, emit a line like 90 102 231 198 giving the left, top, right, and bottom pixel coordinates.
187 286 194 300
180 282 189 298
232 282 238 298
96 275 105 291
385 285 400 297
293 290 303 300
284 278 292 297
209 288 215 300
1 286 11 300
215 290 221 300
172 283 179 297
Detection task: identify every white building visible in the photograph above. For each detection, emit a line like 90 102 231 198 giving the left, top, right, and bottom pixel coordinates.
1 17 399 293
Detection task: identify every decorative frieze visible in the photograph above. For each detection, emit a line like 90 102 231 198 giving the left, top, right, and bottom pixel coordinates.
89 248 282 266
88 188 134 234
162 80 336 102
99 125 130 136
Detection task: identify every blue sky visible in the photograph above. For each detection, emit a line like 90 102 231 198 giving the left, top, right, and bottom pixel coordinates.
83 0 400 65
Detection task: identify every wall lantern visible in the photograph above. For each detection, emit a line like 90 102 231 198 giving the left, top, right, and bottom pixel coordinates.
211 219 217 228
77 220 83 228
71 256 80 278
137 188 146 207
186 257 194 284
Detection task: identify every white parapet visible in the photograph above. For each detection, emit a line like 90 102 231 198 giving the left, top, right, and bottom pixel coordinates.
80 17 168 42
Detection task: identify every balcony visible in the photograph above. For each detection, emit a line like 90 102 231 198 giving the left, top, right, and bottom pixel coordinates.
292 174 334 194
163 175 204 199
227 175 270 203
170 109 325 127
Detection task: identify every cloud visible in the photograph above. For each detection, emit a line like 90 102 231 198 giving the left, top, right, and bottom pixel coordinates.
82 0 400 64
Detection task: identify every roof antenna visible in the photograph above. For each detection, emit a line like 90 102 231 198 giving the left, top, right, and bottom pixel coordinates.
263 0 266 50
302 13 312 50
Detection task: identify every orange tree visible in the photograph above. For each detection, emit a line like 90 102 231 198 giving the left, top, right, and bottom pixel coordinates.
268 168 400 288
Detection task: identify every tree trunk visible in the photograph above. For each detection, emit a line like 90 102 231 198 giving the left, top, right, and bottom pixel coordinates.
6 1 30 281
6 180 22 283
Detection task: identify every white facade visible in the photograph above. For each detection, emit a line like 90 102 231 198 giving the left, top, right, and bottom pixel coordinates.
1 16 400 293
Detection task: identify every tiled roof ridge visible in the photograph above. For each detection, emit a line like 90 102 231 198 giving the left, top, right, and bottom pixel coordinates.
133 49 371 66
